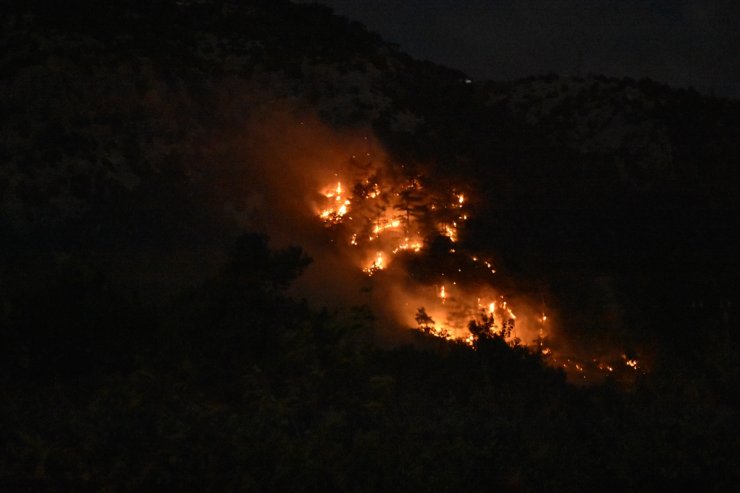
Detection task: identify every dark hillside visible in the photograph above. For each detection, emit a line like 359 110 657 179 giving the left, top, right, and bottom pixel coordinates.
1 1 739 490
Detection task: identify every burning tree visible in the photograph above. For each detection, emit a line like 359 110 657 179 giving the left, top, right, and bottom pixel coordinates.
312 154 633 380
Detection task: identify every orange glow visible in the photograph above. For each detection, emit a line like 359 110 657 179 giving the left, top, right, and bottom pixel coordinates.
372 218 401 235
319 181 351 224
392 238 423 254
439 223 458 242
363 252 385 276
311 161 637 381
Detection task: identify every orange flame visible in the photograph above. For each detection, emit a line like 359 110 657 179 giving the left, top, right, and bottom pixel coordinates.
312 166 635 382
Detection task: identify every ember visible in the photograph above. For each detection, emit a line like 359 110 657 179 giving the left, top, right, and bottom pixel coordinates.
308 147 643 382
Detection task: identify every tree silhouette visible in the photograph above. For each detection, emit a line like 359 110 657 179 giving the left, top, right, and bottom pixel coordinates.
467 310 514 341
415 306 435 333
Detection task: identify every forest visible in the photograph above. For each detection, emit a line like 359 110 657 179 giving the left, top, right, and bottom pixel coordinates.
2 232 738 491
2 0 739 490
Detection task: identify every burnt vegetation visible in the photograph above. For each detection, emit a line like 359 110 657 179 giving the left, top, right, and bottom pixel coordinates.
2 0 740 491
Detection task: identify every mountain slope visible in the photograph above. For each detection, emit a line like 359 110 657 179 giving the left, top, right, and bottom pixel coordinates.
1 0 739 355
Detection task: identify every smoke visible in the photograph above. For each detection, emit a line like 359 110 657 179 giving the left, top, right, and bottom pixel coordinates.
232 109 521 332
221 106 643 381
235 109 387 308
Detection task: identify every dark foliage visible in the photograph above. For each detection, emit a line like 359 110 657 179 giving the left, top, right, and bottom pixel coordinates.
1 1 739 491
1 236 739 491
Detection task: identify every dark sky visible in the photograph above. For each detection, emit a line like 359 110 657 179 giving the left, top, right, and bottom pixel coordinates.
305 0 739 98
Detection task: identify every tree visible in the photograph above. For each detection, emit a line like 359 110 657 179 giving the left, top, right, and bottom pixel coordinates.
467 310 514 341
415 307 435 333
222 232 312 294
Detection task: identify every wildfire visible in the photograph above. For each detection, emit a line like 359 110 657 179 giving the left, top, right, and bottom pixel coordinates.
439 223 458 242
392 238 423 254
470 256 496 275
312 162 642 383
366 182 381 198
364 252 385 276
319 181 351 224
623 355 639 370
314 171 529 347
372 218 401 236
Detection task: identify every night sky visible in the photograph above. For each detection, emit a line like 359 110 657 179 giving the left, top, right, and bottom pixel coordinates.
307 0 740 98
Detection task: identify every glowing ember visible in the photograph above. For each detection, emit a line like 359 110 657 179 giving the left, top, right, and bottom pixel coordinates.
366 183 380 198
364 252 385 276
392 238 423 254
312 164 639 382
439 223 458 242
372 218 401 235
315 172 525 347
319 181 351 224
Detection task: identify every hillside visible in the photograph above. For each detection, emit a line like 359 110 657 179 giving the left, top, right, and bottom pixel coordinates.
1 0 740 490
